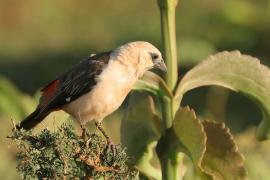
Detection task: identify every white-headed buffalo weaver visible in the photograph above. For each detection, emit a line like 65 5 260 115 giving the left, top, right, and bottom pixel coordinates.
16 41 166 152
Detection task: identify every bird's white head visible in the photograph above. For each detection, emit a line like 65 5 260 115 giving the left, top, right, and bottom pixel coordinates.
112 41 167 76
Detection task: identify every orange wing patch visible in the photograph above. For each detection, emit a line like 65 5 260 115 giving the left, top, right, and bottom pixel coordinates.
40 79 60 106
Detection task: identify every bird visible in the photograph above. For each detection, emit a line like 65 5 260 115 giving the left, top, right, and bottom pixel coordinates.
16 41 166 149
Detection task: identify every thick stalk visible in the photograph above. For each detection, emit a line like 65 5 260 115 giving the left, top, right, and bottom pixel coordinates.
158 0 178 91
157 0 180 180
156 129 183 180
160 154 180 180
158 0 178 128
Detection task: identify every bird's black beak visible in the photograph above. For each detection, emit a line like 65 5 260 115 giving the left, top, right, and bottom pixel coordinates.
154 59 167 72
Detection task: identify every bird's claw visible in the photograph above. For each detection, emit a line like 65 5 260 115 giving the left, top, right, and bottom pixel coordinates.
94 121 117 159
86 131 99 148
86 137 92 149
81 124 88 142
106 140 117 159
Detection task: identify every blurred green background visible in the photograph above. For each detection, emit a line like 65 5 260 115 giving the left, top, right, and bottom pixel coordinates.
0 0 270 179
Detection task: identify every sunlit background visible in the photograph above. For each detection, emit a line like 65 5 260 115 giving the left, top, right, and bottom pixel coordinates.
1 0 270 179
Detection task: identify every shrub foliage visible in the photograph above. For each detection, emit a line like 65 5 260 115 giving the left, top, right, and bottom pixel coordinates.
9 124 138 179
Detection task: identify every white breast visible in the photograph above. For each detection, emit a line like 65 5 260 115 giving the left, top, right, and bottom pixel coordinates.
63 59 137 124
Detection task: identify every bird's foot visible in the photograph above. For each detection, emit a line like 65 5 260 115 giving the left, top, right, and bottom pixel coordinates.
106 138 117 159
85 126 99 148
95 122 117 159
85 136 93 149
80 124 87 142
80 124 91 145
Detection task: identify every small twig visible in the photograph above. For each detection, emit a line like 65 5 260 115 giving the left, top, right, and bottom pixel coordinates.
78 154 120 173
10 117 16 130
75 147 121 174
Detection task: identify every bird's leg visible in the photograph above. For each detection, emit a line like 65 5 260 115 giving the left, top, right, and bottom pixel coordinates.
95 121 116 157
95 122 110 142
80 124 88 143
79 111 89 142
85 123 99 148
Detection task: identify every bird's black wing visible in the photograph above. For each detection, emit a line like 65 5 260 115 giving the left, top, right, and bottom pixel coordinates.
39 51 111 112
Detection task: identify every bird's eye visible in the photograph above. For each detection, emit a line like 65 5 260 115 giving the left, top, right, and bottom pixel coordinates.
150 53 159 60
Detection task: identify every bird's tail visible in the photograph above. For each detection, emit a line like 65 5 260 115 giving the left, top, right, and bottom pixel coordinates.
16 109 49 130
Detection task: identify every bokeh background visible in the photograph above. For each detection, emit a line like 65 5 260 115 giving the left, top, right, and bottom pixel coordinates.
0 0 270 179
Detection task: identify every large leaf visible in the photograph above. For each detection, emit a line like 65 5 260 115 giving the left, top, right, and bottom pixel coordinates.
172 107 247 179
121 92 162 179
201 121 247 180
172 107 209 178
175 51 270 140
134 71 172 99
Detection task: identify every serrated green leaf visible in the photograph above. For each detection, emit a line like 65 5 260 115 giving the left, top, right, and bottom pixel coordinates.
173 107 206 164
201 121 247 180
175 51 270 140
172 107 209 178
172 107 247 180
134 71 172 99
121 92 161 179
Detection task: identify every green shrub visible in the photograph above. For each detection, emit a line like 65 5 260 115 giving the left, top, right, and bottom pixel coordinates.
9 124 138 179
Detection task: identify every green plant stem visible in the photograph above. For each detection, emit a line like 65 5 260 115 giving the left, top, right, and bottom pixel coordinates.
158 0 179 128
156 129 183 180
160 156 180 180
158 0 178 91
161 97 174 128
157 0 180 179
